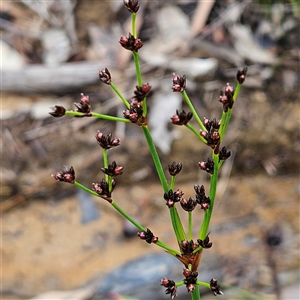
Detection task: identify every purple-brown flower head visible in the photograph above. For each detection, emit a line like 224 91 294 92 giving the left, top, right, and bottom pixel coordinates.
92 178 115 202
219 83 234 112
49 105 66 117
194 185 211 210
119 33 143 52
161 278 177 299
197 233 212 249
99 68 111 84
172 73 186 92
201 117 221 149
53 166 75 184
164 189 184 208
219 146 231 161
171 110 193 126
177 240 202 272
101 161 123 177
237 67 248 84
210 278 223 296
133 83 151 102
180 240 198 254
168 162 183 176
137 228 158 244
123 104 145 125
198 158 214 175
123 0 140 13
95 132 121 150
74 93 92 116
183 271 198 293
180 197 197 212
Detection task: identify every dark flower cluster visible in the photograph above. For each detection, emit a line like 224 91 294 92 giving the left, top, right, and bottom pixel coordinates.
168 162 183 176
194 185 210 210
164 189 184 208
210 278 223 296
99 68 112 85
172 73 186 92
101 161 123 177
197 233 213 249
180 197 197 212
92 179 115 202
200 117 221 149
180 239 199 254
123 84 151 125
199 158 214 175
161 278 177 299
119 32 143 52
170 110 193 125
219 83 234 112
123 101 145 125
53 166 75 184
73 93 92 116
219 146 231 161
123 0 140 13
137 228 158 244
183 269 198 293
177 240 202 272
95 132 120 150
236 67 248 84
49 105 66 117
133 83 151 102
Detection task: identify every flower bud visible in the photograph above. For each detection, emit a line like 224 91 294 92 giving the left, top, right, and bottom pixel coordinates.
49 105 66 117
237 67 248 84
123 0 140 13
99 68 111 84
172 73 186 92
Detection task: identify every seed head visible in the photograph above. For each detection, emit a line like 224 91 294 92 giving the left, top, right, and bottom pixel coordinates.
52 166 75 184
137 228 158 244
119 33 143 52
171 110 193 125
210 278 223 296
49 105 66 117
237 67 248 84
99 68 112 84
123 0 140 13
168 162 183 176
172 73 186 92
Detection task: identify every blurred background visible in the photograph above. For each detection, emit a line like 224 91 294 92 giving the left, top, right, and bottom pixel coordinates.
1 1 299 299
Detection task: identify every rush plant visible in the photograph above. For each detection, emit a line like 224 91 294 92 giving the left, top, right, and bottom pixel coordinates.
50 1 247 299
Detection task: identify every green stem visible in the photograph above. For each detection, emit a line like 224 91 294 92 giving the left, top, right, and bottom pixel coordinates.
170 176 175 190
91 113 130 122
65 111 130 122
197 281 210 289
142 125 168 191
219 82 242 141
156 240 181 256
170 206 187 243
191 284 201 300
188 211 193 241
110 82 130 108
111 201 145 231
182 91 206 132
198 152 219 240
111 200 180 255
74 181 100 197
142 125 186 243
133 51 147 116
133 52 142 87
102 149 108 182
186 123 207 144
131 13 137 38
